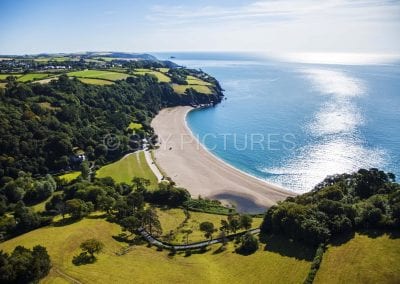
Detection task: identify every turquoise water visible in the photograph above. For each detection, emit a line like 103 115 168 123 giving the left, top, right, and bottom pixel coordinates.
155 52 400 193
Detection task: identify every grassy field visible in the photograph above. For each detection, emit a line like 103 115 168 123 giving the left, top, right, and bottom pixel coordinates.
186 75 212 86
33 56 71 62
77 78 114 85
172 83 212 95
156 208 263 244
58 171 81 182
133 68 171 83
67 70 129 81
35 76 59 84
127 122 142 130
0 73 22 80
157 67 170 73
96 152 158 188
0 216 311 283
315 233 400 283
17 73 51 82
30 191 63 213
0 82 6 88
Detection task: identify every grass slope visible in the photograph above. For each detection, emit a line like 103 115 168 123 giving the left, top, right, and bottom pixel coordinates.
77 78 114 85
0 216 311 283
133 68 171 83
96 152 157 188
17 73 50 82
315 233 400 284
0 74 22 80
127 122 142 130
58 171 81 182
172 84 212 95
67 70 129 81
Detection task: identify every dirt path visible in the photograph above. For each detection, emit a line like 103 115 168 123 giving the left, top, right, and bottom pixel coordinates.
53 267 82 284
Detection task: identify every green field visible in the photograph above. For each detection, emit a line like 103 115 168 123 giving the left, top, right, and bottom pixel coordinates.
0 73 22 80
133 68 171 83
77 78 114 85
186 75 212 86
58 171 81 182
0 214 311 283
157 67 170 73
315 233 400 283
96 152 157 188
67 70 129 81
172 84 212 95
34 56 71 62
127 122 142 130
17 73 50 82
157 208 264 244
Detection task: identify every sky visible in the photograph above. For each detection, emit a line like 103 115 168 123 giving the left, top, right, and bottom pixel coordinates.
0 0 399 56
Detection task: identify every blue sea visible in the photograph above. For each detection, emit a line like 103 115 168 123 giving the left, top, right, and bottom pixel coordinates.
155 52 400 193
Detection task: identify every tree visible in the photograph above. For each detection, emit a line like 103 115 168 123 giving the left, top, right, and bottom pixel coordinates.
31 245 52 280
228 215 241 233
237 233 258 255
121 216 141 235
132 177 150 192
199 221 216 240
80 239 104 259
0 245 51 283
182 229 193 245
127 191 144 212
65 199 92 219
97 195 115 215
240 214 253 230
141 207 162 236
80 161 90 181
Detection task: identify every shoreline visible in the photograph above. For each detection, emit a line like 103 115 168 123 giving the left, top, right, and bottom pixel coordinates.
184 107 291 193
151 106 296 213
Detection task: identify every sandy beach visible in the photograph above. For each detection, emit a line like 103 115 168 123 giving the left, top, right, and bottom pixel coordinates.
151 106 296 213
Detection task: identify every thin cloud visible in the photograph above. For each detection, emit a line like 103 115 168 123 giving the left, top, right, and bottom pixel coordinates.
148 0 400 25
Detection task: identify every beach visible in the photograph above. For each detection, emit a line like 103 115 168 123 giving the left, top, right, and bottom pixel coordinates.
151 106 296 213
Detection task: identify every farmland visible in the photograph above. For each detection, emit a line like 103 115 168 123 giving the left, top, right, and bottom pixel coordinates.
67 69 130 81
133 68 171 83
17 73 51 82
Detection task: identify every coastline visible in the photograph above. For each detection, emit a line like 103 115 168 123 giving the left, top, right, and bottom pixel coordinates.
151 106 296 213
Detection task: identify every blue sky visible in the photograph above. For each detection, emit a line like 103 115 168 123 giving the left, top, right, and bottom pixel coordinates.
0 0 399 55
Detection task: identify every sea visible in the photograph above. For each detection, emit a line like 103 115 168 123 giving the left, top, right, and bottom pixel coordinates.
154 52 400 193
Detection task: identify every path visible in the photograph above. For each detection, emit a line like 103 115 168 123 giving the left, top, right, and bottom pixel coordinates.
143 150 163 182
138 227 260 250
53 267 82 284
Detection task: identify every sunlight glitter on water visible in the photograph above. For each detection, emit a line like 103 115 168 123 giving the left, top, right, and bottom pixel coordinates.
262 68 388 192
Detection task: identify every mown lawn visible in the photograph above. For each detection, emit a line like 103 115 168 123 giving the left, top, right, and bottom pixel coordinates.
96 152 157 188
67 70 129 81
315 233 400 284
133 68 171 83
0 217 311 284
77 78 114 85
17 73 51 82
